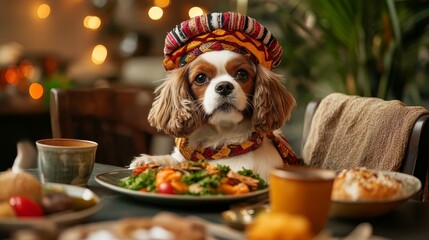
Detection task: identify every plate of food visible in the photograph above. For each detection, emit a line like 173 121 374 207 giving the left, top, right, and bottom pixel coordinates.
330 167 421 218
0 170 100 233
95 161 268 205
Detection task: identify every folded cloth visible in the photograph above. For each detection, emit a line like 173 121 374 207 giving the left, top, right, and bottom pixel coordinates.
302 93 429 171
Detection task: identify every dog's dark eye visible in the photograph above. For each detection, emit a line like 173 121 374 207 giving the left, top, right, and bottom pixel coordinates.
236 70 248 81
194 73 208 85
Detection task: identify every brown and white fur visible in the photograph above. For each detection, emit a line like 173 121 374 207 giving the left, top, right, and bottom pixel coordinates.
130 50 295 180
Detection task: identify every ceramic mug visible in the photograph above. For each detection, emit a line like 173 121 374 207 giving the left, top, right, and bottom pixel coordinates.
36 138 97 186
269 166 336 234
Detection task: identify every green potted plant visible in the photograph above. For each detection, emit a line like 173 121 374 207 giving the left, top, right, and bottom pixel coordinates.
248 0 429 105
247 0 429 150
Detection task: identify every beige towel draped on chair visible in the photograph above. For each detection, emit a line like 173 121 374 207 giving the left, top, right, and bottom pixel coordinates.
302 93 429 171
301 93 429 201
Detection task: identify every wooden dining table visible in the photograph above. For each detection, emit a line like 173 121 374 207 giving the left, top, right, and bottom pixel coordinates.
3 163 429 239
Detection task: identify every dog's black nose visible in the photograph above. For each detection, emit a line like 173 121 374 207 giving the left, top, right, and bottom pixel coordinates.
215 81 234 96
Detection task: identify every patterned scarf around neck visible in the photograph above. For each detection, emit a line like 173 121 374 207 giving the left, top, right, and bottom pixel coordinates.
175 132 301 166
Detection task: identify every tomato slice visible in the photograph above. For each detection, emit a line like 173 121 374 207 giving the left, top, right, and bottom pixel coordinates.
9 196 44 217
132 166 149 176
157 182 175 194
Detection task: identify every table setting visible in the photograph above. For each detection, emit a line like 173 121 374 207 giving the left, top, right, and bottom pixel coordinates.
0 138 428 240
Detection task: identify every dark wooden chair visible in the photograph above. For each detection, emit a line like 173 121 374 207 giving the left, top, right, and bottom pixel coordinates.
302 100 429 201
50 87 173 167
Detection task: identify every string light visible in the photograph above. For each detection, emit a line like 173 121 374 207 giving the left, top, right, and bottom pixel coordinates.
19 60 35 79
188 7 204 18
4 68 18 84
83 16 101 30
29 83 44 100
154 0 170 8
148 6 163 20
91 45 107 65
37 4 51 19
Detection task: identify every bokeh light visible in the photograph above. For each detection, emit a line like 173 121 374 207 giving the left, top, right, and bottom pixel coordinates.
29 83 44 99
83 16 101 30
37 4 51 19
19 60 35 79
92 0 109 8
91 44 107 65
4 68 18 84
119 32 138 57
154 0 170 8
188 7 204 18
148 6 163 20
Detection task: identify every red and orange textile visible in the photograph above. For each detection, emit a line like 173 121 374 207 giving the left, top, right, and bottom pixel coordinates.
175 132 300 167
163 12 283 71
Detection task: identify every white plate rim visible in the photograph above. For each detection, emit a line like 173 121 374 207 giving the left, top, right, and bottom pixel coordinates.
327 170 423 219
331 170 421 204
95 169 268 203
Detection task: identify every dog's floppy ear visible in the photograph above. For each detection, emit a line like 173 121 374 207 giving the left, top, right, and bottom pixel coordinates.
148 66 203 137
252 65 296 134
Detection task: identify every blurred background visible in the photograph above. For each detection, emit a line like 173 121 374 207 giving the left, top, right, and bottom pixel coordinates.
1 0 428 170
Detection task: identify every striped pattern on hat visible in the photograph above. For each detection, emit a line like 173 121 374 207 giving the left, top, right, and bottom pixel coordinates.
163 12 283 70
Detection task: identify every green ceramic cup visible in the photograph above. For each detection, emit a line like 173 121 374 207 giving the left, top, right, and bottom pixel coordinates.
36 138 97 186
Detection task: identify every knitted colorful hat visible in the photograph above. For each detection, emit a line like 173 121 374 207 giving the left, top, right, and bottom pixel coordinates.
163 12 283 71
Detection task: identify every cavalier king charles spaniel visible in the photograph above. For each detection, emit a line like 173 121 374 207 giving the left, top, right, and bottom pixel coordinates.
130 50 296 180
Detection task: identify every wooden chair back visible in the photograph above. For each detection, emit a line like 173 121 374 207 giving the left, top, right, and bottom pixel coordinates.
302 100 429 201
50 87 171 167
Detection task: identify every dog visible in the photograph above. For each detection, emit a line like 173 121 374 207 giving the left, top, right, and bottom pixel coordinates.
130 49 297 180
130 12 299 180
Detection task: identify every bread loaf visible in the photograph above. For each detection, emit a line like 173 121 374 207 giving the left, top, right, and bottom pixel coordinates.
0 170 42 202
332 168 403 201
